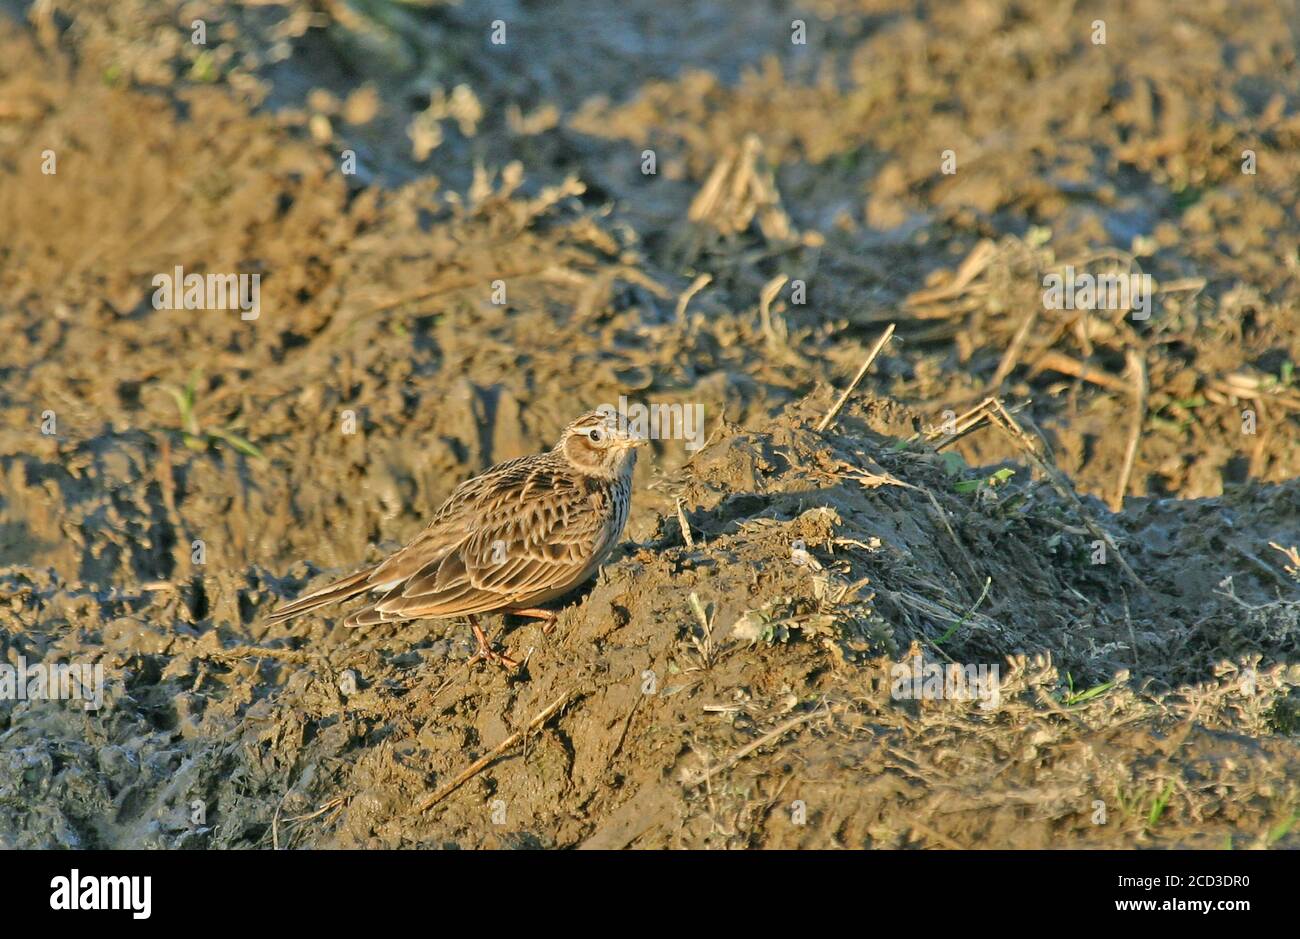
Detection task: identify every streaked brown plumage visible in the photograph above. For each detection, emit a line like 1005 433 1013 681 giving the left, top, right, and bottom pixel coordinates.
268 410 644 666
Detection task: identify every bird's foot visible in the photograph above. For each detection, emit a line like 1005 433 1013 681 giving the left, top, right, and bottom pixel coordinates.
468 616 519 669
506 607 560 636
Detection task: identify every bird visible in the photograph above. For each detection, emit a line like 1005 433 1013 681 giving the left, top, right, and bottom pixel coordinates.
267 409 646 667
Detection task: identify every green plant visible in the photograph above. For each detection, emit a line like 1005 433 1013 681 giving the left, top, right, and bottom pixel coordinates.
157 370 264 459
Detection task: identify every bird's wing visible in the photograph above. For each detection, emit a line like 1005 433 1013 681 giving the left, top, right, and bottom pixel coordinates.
345 458 609 625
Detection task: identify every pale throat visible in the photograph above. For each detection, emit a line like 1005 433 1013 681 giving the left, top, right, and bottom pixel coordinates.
568 446 635 481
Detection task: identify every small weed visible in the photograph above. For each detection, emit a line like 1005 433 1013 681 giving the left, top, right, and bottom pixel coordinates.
935 577 991 645
156 370 263 459
953 467 1014 494
1146 780 1175 828
1060 673 1117 707
1266 808 1297 846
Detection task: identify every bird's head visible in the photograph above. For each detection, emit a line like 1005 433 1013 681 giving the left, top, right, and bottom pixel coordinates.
558 409 646 479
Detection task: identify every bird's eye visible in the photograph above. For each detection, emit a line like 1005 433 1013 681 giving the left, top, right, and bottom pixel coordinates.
588 427 606 443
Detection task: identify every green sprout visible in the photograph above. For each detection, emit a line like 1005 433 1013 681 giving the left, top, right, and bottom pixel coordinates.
1146 780 1175 828
157 370 263 459
1060 672 1117 707
954 467 1015 494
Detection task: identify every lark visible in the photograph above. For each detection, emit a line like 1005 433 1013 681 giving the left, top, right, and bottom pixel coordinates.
268 410 645 667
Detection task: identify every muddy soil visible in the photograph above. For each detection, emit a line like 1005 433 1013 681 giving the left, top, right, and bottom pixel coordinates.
0 0 1297 848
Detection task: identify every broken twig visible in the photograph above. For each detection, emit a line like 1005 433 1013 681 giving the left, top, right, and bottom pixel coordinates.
818 323 896 432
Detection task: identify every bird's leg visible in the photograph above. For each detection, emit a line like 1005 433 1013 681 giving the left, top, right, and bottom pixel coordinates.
468 615 518 669
506 607 559 636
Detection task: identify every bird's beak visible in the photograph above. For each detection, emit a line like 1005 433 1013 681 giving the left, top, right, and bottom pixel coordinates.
621 436 649 449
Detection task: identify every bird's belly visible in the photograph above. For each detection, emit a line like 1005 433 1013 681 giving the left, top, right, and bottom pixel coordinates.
511 508 626 608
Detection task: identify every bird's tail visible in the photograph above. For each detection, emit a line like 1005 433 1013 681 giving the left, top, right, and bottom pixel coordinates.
266 566 376 624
